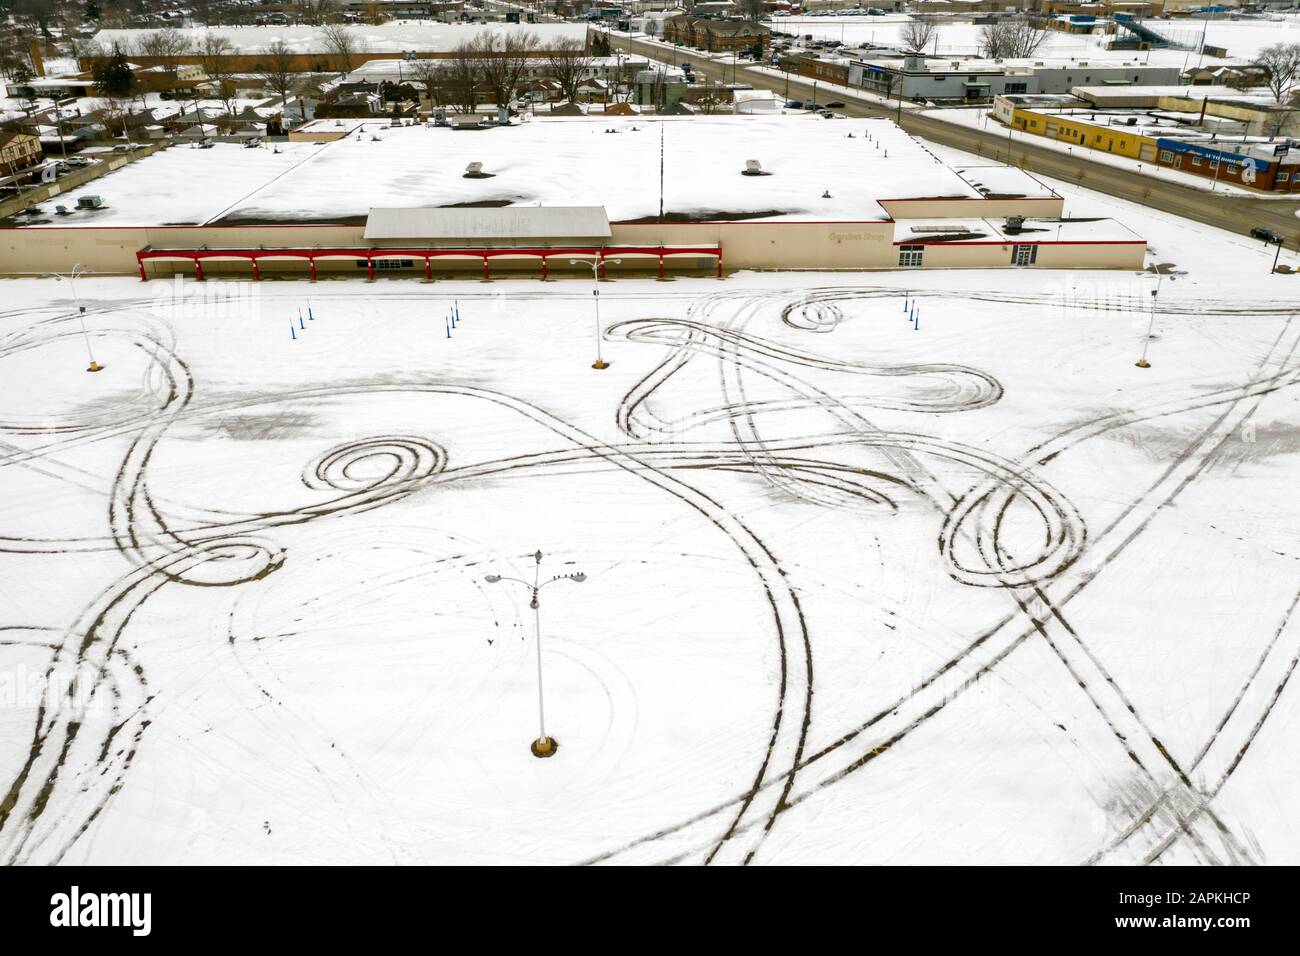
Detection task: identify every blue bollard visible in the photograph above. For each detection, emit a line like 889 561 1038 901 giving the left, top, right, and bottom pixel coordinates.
290 324 296 340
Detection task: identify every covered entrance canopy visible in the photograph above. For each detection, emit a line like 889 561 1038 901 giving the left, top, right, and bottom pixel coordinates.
135 205 723 280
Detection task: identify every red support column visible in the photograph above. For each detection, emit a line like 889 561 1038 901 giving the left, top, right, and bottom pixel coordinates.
482 256 490 281
424 257 432 282
715 249 723 279
251 258 261 281
541 256 549 280
658 255 665 280
309 257 318 282
366 257 375 282
194 258 205 282
137 257 147 281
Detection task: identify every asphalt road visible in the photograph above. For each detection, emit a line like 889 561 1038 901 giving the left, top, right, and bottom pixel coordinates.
612 34 1300 247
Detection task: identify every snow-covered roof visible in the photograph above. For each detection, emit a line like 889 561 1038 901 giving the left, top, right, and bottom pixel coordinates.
22 115 986 227
86 23 590 56
364 205 612 240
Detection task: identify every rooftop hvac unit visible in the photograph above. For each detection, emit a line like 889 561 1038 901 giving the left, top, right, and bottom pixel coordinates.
742 159 766 176
76 195 103 209
1005 215 1025 230
910 224 969 233
464 161 489 179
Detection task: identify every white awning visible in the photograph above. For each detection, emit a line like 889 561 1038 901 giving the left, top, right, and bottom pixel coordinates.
364 206 612 241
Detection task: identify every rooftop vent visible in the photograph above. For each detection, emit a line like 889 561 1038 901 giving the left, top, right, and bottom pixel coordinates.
742 159 770 176
463 162 489 179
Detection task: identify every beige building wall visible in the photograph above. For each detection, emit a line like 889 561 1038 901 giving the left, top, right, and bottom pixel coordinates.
610 222 898 270
912 240 1143 270
1 213 1142 278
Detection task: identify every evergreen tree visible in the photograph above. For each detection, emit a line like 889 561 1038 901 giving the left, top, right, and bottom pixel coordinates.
93 49 136 99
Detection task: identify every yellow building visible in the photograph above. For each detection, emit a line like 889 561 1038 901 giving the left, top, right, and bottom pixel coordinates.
992 95 1159 161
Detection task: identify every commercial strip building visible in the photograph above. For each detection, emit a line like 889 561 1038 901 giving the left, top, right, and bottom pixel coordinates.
1 195 1146 280
1072 85 1300 138
992 92 1300 192
783 52 1183 103
0 115 1146 276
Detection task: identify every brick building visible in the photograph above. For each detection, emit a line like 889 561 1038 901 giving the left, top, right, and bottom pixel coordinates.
662 16 770 53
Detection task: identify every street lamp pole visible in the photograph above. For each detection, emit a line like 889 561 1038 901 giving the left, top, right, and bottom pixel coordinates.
569 255 620 369
45 262 103 372
484 550 587 758
1136 274 1160 369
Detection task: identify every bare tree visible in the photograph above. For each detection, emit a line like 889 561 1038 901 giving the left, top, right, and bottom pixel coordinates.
444 39 482 113
736 0 766 23
255 40 297 110
546 36 592 103
688 82 729 114
199 34 239 130
900 19 938 53
292 0 339 25
319 23 357 76
0 26 33 80
475 29 540 109
979 17 1047 59
135 27 191 60
408 57 444 107
1256 42 1300 104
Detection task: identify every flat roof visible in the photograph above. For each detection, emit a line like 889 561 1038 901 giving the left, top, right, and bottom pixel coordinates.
86 23 589 56
892 216 1145 245
364 206 612 241
19 115 981 226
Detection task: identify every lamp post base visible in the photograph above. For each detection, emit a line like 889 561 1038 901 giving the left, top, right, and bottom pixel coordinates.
1135 358 1151 369
591 359 610 370
530 736 559 759
87 361 105 373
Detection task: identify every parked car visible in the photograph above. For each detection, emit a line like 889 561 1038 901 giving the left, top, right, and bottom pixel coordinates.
1251 227 1284 243
825 100 845 108
785 100 803 109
